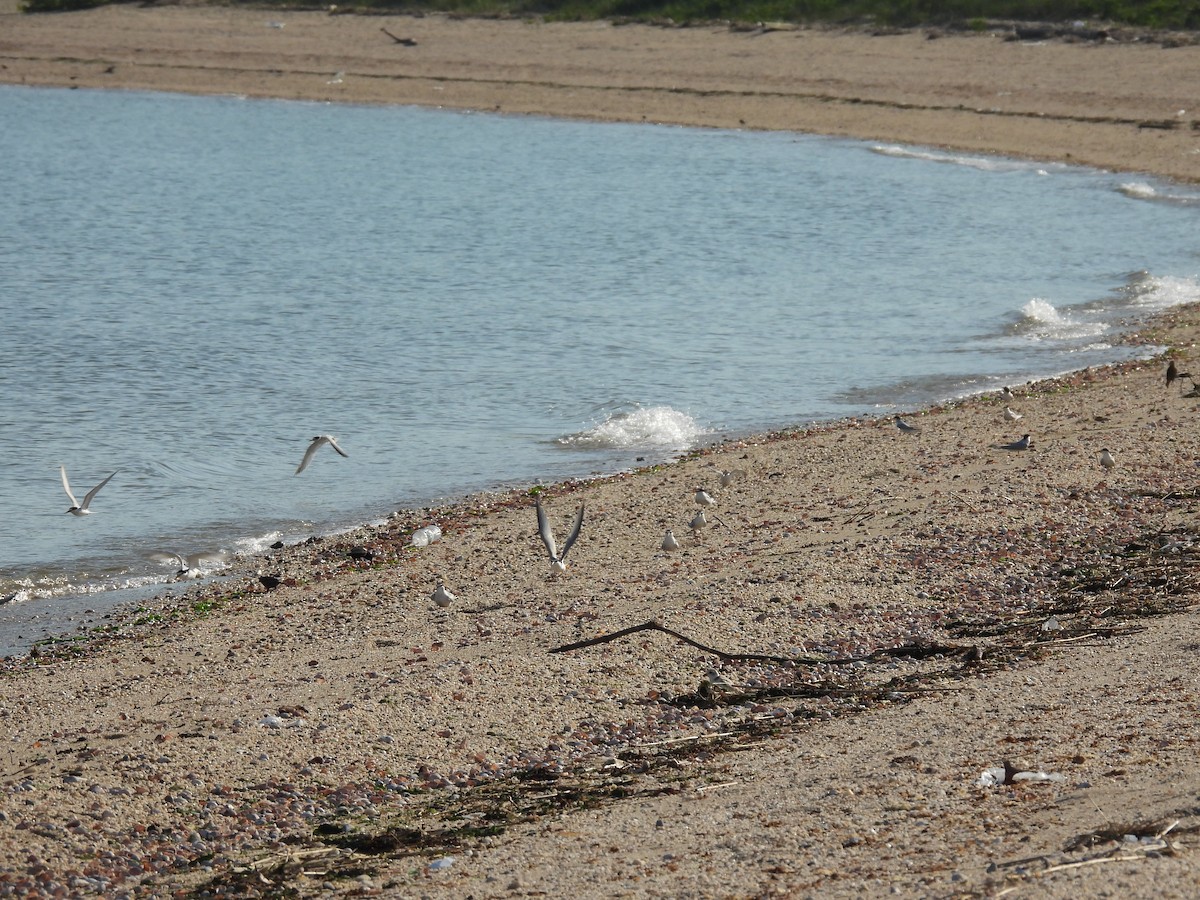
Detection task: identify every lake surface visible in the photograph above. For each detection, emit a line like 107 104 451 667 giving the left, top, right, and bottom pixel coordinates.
2 84 1199 655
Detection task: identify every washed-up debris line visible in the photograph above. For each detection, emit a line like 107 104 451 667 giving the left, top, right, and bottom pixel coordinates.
185 520 1200 897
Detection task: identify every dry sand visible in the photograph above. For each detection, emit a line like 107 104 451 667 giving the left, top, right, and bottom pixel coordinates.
2 5 1200 898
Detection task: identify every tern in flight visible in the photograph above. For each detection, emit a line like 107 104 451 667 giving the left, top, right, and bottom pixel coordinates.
536 497 585 576
295 435 348 474
60 466 117 516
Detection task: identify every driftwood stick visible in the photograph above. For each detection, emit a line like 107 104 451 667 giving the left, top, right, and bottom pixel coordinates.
380 27 418 46
549 620 809 663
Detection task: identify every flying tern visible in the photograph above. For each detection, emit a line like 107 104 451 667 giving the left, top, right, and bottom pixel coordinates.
295 435 348 474
60 466 117 516
536 497 585 576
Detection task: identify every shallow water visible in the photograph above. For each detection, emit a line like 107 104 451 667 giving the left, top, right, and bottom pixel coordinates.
2 85 1199 654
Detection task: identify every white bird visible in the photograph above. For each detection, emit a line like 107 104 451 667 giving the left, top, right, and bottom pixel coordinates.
1003 407 1023 422
432 581 456 608
326 71 344 84
295 435 349 474
1001 387 1015 400
695 488 717 508
60 466 117 516
894 416 920 434
536 497 585 576
997 434 1031 451
661 529 680 552
718 470 742 488
689 509 707 532
1099 448 1116 470
155 549 231 580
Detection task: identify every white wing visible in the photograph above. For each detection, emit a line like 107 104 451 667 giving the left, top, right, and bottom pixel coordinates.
535 498 558 561
80 471 117 510
295 437 324 474
325 435 349 458
60 466 79 507
559 504 585 561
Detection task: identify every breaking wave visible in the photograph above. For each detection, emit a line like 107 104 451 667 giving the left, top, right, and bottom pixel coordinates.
555 406 705 451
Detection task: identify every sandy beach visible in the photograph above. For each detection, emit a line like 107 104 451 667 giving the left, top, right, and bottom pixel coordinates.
3 5 1200 898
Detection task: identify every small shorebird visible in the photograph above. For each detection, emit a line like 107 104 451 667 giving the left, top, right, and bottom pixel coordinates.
1099 448 1116 470
695 488 717 508
661 529 680 552
1001 387 1015 400
60 466 117 516
536 497 585 576
689 509 708 532
295 435 348 474
894 416 920 434
432 581 456 608
997 434 1031 451
1003 407 1023 422
718 470 742 488
1167 359 1177 386
1167 360 1192 391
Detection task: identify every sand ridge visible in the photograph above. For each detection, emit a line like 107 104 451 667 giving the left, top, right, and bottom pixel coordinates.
1 4 1199 182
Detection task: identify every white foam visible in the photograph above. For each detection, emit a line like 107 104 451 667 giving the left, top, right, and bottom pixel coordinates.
1019 298 1107 342
1118 181 1159 200
869 144 1050 174
1126 274 1200 311
1118 181 1200 206
556 406 705 451
235 531 284 555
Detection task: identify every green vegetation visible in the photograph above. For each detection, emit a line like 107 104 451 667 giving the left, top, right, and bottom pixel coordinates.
19 0 1200 29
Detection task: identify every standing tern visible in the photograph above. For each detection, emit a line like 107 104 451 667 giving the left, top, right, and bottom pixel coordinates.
60 466 117 516
1099 448 1116 470
295 435 349 474
894 416 921 434
661 529 680 552
432 580 456 608
1003 407 1023 422
536 497 585 576
694 488 717 508
997 434 1031 451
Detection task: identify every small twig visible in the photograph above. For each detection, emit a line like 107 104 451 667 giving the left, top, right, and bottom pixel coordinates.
380 27 418 46
549 620 816 664
1041 854 1146 874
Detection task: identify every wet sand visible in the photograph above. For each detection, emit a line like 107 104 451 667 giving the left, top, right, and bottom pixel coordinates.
2 5 1200 898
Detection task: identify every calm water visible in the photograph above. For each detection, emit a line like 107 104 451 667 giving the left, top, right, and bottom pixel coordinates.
2 85 1199 655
